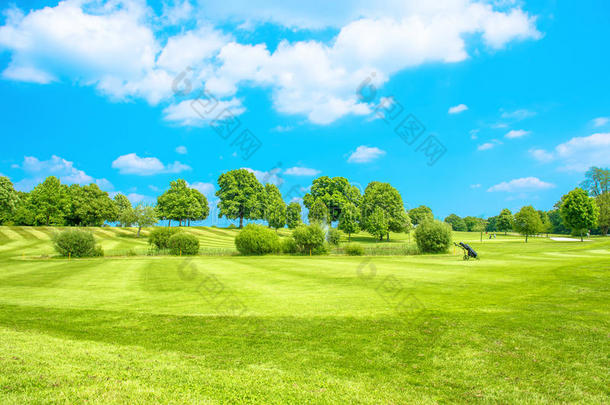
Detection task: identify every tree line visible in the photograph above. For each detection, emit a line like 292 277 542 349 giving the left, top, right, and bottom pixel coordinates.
0 166 608 240
443 167 610 240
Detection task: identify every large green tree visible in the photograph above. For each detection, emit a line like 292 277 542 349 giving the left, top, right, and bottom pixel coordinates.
303 176 361 225
0 176 19 224
560 188 599 241
444 214 467 231
114 193 135 227
360 182 410 241
338 201 360 242
596 193 610 235
157 179 208 226
188 189 210 225
514 205 543 243
29 176 69 225
580 166 609 197
264 184 286 230
286 202 302 229
64 184 117 226
308 199 328 224
216 169 264 228
409 205 433 226
496 209 514 235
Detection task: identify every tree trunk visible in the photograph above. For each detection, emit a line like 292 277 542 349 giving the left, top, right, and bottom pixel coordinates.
239 215 244 228
168 219 171 227
137 226 141 237
525 234 528 243
386 232 389 241
348 233 351 243
581 231 583 242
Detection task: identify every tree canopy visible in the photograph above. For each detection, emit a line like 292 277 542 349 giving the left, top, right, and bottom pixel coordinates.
360 182 410 241
216 169 264 228
409 205 433 226
560 188 599 241
303 176 361 224
514 205 543 242
286 202 302 229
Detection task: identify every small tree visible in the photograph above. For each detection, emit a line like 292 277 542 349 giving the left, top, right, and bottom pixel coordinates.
264 184 286 231
308 199 328 224
560 188 599 241
497 209 514 235
286 202 302 229
367 207 389 241
0 176 19 224
338 202 360 242
114 193 135 227
409 205 433 226
216 169 264 228
133 204 158 237
444 214 467 231
514 206 543 243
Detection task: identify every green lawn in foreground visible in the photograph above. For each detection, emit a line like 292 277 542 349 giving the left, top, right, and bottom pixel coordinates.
0 226 608 403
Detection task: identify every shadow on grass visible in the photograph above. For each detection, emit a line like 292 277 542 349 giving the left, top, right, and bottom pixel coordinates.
0 304 441 374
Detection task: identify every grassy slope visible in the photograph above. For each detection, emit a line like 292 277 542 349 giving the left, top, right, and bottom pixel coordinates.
0 226 608 403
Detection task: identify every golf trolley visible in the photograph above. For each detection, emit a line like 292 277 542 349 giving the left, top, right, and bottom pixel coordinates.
454 242 479 261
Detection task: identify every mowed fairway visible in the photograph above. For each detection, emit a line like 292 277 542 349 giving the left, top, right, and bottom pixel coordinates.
0 227 608 403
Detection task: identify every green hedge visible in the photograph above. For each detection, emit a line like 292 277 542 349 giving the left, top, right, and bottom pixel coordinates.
168 233 200 255
149 227 180 250
235 224 281 255
53 229 103 258
415 220 452 253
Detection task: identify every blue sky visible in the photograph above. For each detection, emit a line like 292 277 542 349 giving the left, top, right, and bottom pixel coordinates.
1 0 609 224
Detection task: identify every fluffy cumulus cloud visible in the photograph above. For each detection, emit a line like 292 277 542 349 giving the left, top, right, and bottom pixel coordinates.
487 177 554 192
348 146 386 163
448 104 468 114
112 153 191 175
0 0 541 124
530 133 610 171
14 155 112 190
175 145 188 154
189 181 215 196
592 117 609 127
477 139 502 151
505 129 529 139
243 167 284 186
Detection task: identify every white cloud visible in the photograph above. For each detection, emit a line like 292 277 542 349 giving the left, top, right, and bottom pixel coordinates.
448 104 468 114
487 177 554 192
162 97 245 127
112 153 191 175
284 167 321 176
0 0 541 124
529 133 610 171
189 181 215 196
500 108 537 120
348 145 386 163
243 167 284 186
505 129 529 139
175 145 188 154
15 155 112 190
470 183 481 189
126 193 155 204
477 140 502 151
592 117 609 127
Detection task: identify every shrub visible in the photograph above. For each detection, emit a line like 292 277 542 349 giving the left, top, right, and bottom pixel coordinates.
415 220 452 253
235 224 281 255
281 237 298 254
53 229 100 258
227 224 238 229
149 227 180 249
344 243 364 256
327 228 341 245
168 233 200 255
292 223 327 255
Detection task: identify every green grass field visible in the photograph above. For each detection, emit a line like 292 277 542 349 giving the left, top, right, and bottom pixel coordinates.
0 226 608 403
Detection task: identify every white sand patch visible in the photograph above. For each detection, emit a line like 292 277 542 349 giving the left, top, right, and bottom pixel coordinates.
550 237 592 242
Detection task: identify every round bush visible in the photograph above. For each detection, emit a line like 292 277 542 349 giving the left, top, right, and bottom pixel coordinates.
415 220 452 253
292 223 327 255
327 228 341 245
53 229 99 257
168 233 200 255
235 224 281 255
149 227 180 249
281 237 298 254
344 243 364 256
